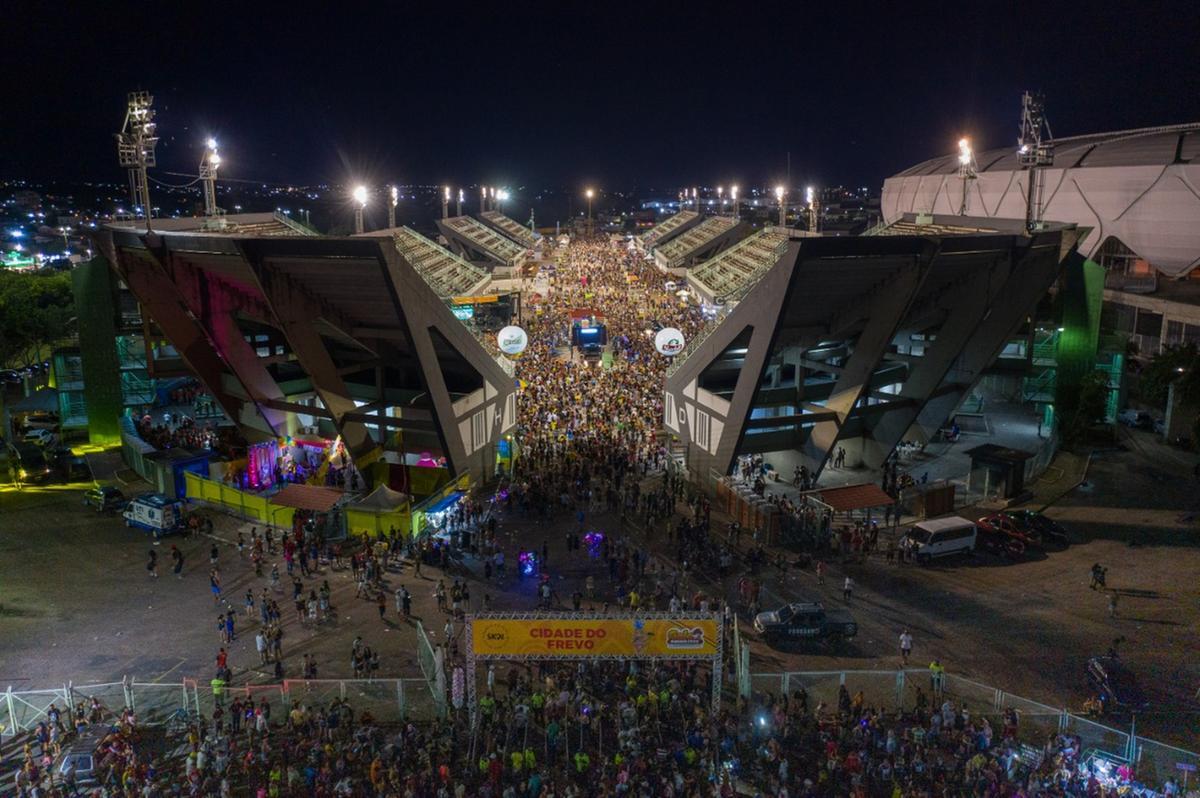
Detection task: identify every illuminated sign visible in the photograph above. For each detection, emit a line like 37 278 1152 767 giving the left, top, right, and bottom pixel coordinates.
471 617 720 658
496 325 528 356
451 305 475 321
654 327 686 356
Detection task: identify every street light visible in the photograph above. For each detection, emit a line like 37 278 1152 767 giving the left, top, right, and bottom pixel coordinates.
717 186 724 215
731 185 739 220
388 185 398 228
352 185 368 234
585 188 594 236
775 185 786 227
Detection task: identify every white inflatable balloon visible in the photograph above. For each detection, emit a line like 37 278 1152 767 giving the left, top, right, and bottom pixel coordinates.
497 325 528 356
654 327 686 356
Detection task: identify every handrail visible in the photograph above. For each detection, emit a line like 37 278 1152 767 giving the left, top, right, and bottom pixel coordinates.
272 211 320 236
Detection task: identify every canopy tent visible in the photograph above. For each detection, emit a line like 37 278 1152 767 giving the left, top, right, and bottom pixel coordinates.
354 483 409 511
269 484 345 512
813 483 894 513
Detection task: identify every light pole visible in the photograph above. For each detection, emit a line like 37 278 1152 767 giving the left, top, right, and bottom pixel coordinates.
692 187 698 212
717 186 724 216
731 185 739 220
585 188 594 236
481 185 487 214
957 137 977 216
775 185 786 228
353 185 368 234
497 189 509 214
806 185 818 233
489 186 495 212
456 189 463 217
200 138 221 217
442 186 450 220
388 185 398 228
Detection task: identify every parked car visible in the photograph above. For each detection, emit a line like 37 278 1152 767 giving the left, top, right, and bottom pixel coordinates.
84 485 127 513
1086 656 1148 714
900 517 977 564
23 428 56 447
1001 510 1070 549
54 725 112 787
973 519 1028 560
54 450 91 482
1117 409 1154 429
8 442 53 483
23 411 60 430
0 368 22 383
754 602 857 644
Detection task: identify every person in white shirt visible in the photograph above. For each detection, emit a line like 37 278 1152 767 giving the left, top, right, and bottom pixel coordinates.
899 630 913 663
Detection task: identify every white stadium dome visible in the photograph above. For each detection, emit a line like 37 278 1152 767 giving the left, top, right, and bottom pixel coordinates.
881 124 1200 277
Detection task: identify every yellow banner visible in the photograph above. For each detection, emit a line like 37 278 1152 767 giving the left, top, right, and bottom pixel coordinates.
471 617 719 658
451 294 499 305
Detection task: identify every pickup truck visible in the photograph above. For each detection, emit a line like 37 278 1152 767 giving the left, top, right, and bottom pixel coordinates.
753 602 857 644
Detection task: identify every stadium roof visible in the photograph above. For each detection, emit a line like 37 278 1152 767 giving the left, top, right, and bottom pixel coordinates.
479 210 537 249
896 124 1200 177
654 216 744 270
108 212 318 237
639 209 700 248
687 227 790 305
357 226 490 298
436 215 527 267
882 124 1200 277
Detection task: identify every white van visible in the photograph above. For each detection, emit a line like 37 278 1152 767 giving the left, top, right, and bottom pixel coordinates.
902 516 976 563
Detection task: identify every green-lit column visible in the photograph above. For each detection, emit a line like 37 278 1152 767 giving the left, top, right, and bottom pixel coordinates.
72 258 124 446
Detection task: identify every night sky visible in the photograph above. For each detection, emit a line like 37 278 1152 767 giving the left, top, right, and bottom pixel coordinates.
3 1 1198 193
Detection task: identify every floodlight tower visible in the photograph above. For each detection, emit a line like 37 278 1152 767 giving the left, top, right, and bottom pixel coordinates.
1017 91 1054 232
388 185 398 228
717 186 725 215
731 185 739 220
353 185 368 234
956 137 978 216
456 189 463 217
497 189 509 214
585 188 594 236
442 186 450 219
199 138 222 217
692 187 699 212
775 185 786 227
805 185 819 233
480 186 487 214
489 186 496 212
116 91 159 230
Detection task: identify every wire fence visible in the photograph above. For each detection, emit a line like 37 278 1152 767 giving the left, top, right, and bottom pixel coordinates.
748 669 1200 785
0 676 437 740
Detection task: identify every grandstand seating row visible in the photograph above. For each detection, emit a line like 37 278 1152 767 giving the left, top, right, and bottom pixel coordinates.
688 227 789 302
655 216 739 264
480 210 537 248
392 227 490 298
639 209 699 247
444 216 525 261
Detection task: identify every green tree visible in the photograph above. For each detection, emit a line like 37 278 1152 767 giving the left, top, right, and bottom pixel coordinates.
0 271 75 368
1061 370 1111 446
1137 344 1199 407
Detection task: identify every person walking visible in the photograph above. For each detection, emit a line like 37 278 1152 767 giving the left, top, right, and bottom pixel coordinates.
171 545 184 579
146 550 158 578
1108 591 1119 618
929 658 945 697
377 592 387 621
815 560 825 585
843 576 853 602
899 629 913 664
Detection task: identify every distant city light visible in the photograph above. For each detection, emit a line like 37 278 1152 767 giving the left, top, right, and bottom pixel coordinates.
8 230 22 238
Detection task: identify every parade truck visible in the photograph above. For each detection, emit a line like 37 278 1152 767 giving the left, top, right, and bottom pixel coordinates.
753 602 858 645
122 493 186 538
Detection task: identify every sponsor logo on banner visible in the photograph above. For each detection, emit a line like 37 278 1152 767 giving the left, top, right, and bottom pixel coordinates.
497 325 528 356
654 327 685 356
665 626 706 649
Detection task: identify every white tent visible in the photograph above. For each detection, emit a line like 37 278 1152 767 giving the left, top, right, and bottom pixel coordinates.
354 484 409 510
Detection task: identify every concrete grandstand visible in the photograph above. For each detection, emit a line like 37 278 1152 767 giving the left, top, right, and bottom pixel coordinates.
478 209 538 249
435 215 529 271
653 215 745 272
636 208 701 251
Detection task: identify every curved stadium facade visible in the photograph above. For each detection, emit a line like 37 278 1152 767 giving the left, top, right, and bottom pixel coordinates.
882 124 1200 356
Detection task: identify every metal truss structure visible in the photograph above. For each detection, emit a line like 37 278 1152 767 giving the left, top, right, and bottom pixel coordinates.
464 611 724 725
654 216 746 271
479 210 538 249
663 217 1086 480
637 209 701 251
436 215 528 270
95 223 517 485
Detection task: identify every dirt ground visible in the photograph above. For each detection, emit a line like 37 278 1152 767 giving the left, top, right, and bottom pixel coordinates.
1 426 1197 746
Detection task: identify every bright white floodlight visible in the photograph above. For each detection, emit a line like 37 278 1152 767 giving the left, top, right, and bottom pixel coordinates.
958 137 973 165
353 185 368 206
774 185 784 201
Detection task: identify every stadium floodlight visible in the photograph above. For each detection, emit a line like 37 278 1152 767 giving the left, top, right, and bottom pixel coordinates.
443 185 451 219
585 188 595 235
774 185 784 201
957 137 978 215
116 91 159 230
456 188 464 216
352 185 368 234
388 185 399 228
775 185 786 227
199 138 221 217
805 186 814 206
731 184 739 219
957 137 972 166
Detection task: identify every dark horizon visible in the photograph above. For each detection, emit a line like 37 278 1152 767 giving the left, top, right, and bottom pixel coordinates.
2 1 1197 193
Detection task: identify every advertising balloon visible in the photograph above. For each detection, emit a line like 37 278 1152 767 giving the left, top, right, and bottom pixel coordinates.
654 327 686 356
497 325 528 356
